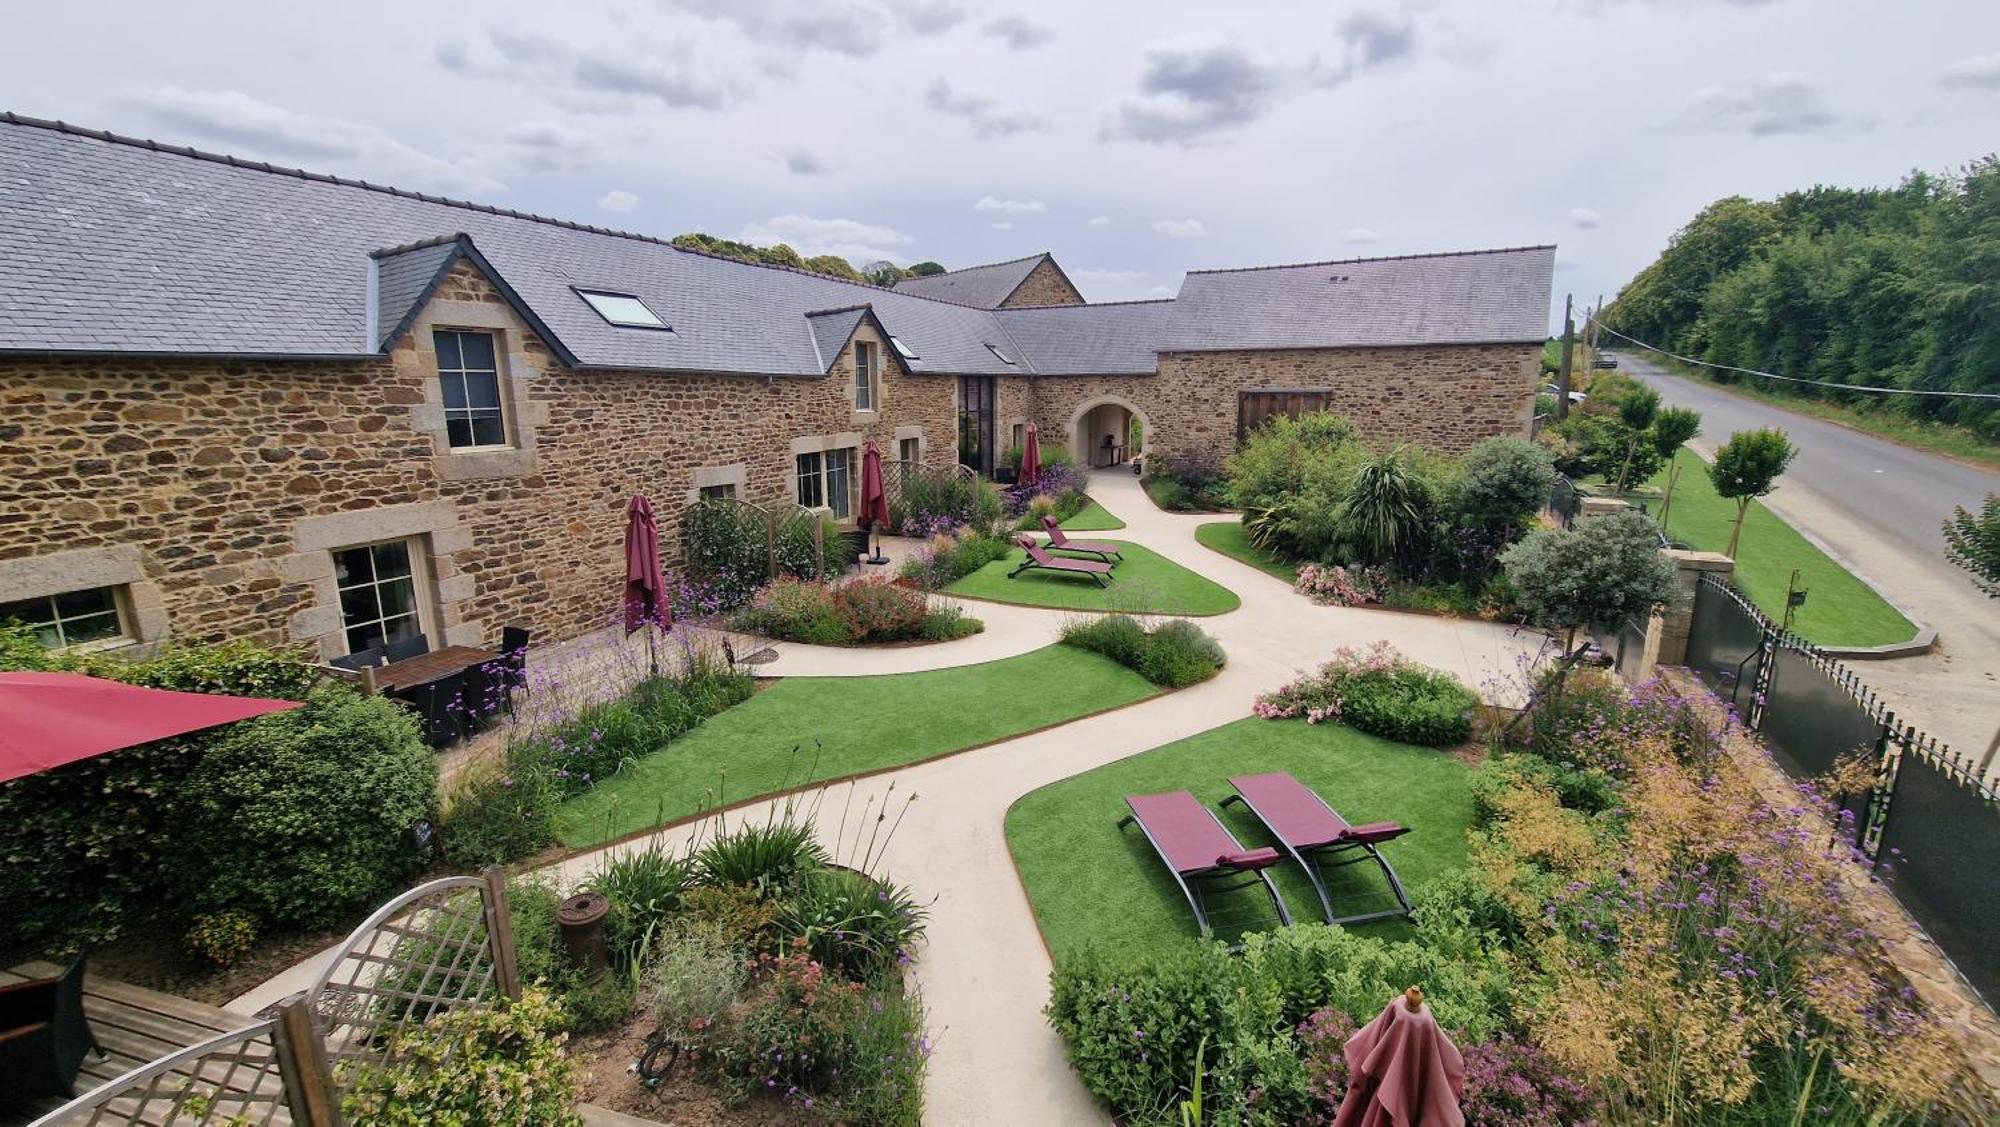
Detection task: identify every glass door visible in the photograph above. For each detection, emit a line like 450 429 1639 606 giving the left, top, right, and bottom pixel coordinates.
958 376 996 477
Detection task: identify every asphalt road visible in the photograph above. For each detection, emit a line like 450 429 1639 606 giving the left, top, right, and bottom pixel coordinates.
1616 350 2000 768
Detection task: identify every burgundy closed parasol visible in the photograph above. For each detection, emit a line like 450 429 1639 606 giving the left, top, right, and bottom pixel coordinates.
859 440 893 530
623 494 670 635
0 671 300 784
1020 422 1042 488
1333 988 1466 1127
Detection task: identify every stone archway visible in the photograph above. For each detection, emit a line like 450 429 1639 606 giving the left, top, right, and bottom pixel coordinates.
1066 395 1151 470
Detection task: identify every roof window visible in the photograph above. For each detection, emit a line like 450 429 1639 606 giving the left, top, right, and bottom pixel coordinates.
985 342 1016 365
576 289 670 330
890 336 920 361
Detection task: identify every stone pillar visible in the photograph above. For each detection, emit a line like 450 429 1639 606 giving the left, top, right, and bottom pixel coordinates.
1579 495 1630 518
1651 549 1735 668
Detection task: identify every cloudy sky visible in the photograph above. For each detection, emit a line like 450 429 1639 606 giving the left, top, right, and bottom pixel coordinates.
5 0 1998 328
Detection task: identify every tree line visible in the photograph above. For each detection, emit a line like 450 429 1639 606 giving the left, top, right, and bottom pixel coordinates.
670 232 945 288
1604 155 1999 439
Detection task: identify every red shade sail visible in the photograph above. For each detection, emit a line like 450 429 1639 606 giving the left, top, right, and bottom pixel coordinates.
859 440 893 531
1334 989 1465 1127
0 671 301 785
623 493 670 635
1020 422 1042 487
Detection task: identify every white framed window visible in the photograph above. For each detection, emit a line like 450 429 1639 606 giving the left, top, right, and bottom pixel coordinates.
333 538 429 654
576 289 669 330
0 587 128 650
854 341 879 411
898 436 920 465
434 329 507 450
796 447 857 519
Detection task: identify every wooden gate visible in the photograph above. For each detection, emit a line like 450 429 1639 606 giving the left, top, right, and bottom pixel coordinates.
1237 389 1336 442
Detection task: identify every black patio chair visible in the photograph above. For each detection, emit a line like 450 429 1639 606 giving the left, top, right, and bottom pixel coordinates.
400 670 465 748
455 660 505 734
329 644 386 672
0 955 105 1108
496 627 531 713
383 632 430 663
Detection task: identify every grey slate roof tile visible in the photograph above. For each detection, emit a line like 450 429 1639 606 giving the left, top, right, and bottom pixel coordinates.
991 300 1173 375
890 254 1048 308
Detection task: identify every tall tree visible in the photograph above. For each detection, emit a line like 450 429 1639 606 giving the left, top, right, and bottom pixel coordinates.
1943 494 2000 598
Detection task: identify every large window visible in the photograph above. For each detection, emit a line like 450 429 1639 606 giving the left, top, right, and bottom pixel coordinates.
0 587 126 649
434 329 506 450
854 341 878 411
796 447 856 519
334 539 426 654
958 375 996 477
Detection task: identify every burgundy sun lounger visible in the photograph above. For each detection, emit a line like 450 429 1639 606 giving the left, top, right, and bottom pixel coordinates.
1118 790 1293 940
1010 537 1114 587
1220 772 1413 926
1039 515 1122 563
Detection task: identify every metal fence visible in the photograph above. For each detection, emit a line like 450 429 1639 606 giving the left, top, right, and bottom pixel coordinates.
1611 616 1649 682
1546 474 1583 529
1684 573 1999 1005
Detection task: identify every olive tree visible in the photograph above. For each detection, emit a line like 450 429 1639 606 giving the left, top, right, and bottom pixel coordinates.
1709 428 1798 557
1501 509 1681 657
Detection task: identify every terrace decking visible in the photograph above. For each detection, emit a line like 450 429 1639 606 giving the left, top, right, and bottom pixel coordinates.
0 961 279 1127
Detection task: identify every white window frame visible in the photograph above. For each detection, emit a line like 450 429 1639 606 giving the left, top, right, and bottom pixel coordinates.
434 328 510 452
332 537 432 656
575 288 670 330
0 586 131 651
796 447 858 519
854 341 879 411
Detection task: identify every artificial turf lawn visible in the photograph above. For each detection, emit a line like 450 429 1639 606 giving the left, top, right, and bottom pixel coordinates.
946 540 1240 616
1194 519 1300 583
1650 450 1915 648
1060 499 1126 532
1005 717 1476 957
554 645 1160 848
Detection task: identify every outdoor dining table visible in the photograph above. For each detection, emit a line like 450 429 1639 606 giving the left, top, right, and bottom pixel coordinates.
371 645 499 693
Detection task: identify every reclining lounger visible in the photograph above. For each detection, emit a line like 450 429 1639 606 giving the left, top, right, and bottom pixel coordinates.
1010 537 1114 587
1039 515 1123 563
1220 772 1413 926
1118 790 1293 940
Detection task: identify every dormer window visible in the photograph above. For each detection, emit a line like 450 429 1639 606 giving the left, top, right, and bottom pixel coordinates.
576 288 669 330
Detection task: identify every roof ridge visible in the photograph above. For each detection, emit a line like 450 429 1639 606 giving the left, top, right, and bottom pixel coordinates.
370 233 467 258
0 110 1007 314
802 303 874 317
909 251 1049 276
997 297 1175 310
1186 244 1557 276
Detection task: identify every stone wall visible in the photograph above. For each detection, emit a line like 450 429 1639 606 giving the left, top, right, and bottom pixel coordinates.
999 258 1084 308
0 262 955 658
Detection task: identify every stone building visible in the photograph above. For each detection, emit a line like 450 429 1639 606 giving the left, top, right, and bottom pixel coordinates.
0 112 1553 660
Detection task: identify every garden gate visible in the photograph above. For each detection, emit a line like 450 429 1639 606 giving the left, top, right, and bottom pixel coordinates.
1237 388 1335 442
32 871 518 1127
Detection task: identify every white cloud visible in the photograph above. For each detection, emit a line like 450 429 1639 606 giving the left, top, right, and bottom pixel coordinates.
1569 207 1604 229
501 122 608 173
989 221 1014 230
652 1 964 58
737 214 916 264
1672 73 1842 135
983 14 1056 50
456 27 742 112
1340 227 1383 244
924 78 1050 137
119 86 506 195
1940 52 2000 90
1071 267 1146 284
972 195 1045 215
1152 218 1207 239
597 189 639 213
1086 215 1113 229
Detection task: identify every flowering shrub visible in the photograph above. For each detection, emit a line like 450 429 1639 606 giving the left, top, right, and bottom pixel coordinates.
340 986 583 1127
1254 642 1478 746
183 910 258 968
1292 562 1385 607
739 576 850 645
731 576 982 645
896 529 1011 590
832 578 929 641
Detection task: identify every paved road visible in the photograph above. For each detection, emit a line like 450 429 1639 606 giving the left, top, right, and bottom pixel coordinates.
1618 350 2000 767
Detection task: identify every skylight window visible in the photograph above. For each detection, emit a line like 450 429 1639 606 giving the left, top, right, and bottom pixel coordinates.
576 289 669 330
985 342 1015 365
890 336 919 361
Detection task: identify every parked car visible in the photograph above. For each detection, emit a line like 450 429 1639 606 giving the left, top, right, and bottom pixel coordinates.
1540 383 1588 404
1591 354 1618 369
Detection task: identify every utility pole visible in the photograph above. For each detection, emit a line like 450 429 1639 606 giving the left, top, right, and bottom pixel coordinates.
1555 294 1574 421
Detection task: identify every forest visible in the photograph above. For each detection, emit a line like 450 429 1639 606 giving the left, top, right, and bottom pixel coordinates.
1604 155 1999 439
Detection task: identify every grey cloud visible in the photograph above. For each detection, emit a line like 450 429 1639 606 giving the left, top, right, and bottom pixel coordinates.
655 1 965 57
924 78 1051 137
888 1 970 36
983 14 1056 50
1335 11 1416 68
572 53 738 110
1672 74 1843 135
1570 207 1604 229
1940 52 2000 90
782 148 831 175
1101 38 1290 144
459 28 740 111
499 122 609 173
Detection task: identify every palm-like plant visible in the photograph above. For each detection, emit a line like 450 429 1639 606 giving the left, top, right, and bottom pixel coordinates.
1339 448 1429 566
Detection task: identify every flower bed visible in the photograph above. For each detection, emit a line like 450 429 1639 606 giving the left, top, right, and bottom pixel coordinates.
728 576 982 646
1254 642 1479 747
1059 614 1225 688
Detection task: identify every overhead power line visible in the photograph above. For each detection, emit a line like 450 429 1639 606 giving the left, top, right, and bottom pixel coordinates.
1594 324 2000 402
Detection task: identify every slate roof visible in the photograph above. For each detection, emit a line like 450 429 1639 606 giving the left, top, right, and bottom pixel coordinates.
890 254 1051 308
803 306 872 373
992 300 1174 375
1160 247 1555 352
0 114 1555 376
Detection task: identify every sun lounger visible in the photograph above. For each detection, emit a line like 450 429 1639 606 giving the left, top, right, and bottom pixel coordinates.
1039 515 1122 563
1010 537 1114 587
1118 790 1293 940
1220 772 1413 926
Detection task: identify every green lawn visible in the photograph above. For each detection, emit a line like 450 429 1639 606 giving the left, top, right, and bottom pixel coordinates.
947 540 1240 616
1651 450 1916 648
1060 499 1126 531
554 646 1160 848
1194 519 1300 583
1006 717 1476 957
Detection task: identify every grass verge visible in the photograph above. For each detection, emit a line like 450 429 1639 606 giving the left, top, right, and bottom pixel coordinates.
947 540 1240 616
1194 519 1300 583
1060 499 1126 531
1006 716 1475 957
554 645 1160 848
1651 449 1916 647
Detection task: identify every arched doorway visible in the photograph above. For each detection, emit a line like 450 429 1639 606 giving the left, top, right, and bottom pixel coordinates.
1068 396 1150 469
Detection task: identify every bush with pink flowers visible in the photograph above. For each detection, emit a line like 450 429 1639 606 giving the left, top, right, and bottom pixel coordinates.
1292 562 1385 607
1254 642 1478 747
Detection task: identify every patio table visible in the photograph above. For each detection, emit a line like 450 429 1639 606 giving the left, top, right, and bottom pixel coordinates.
372 645 499 692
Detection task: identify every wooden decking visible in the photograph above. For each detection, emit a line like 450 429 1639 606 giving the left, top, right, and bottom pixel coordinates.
1 961 268 1126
